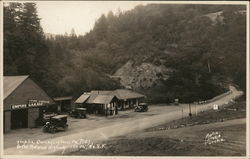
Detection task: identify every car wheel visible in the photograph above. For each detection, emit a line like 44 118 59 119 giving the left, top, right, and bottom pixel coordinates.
50 127 56 133
64 124 68 131
43 126 47 133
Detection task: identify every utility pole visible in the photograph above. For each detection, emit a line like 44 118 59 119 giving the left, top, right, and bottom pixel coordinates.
207 59 211 73
195 103 197 116
182 108 183 120
189 104 192 118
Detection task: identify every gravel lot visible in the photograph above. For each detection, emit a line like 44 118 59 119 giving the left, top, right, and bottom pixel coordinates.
4 104 180 149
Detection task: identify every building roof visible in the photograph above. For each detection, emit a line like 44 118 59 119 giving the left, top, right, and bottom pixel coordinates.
4 75 29 99
75 93 116 105
53 96 72 101
74 94 90 103
86 94 98 104
91 95 116 104
81 90 114 104
75 89 145 104
90 89 144 100
114 89 145 100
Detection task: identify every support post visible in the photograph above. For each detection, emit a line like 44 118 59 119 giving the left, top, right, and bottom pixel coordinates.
189 104 192 118
195 104 197 116
182 108 183 119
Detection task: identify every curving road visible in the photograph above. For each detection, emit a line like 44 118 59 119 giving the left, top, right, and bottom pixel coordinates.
4 86 243 155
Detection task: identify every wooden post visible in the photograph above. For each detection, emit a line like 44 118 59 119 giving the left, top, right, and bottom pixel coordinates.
207 59 211 73
189 104 192 118
182 108 183 119
195 104 197 116
189 104 191 114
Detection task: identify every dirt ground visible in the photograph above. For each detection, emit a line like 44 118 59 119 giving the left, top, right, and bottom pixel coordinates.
146 100 246 132
70 118 246 156
69 98 246 156
3 86 243 155
4 104 181 149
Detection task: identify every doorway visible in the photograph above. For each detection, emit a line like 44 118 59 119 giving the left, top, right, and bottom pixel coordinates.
61 100 71 112
11 109 28 129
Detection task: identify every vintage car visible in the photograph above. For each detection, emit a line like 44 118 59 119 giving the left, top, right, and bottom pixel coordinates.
43 115 68 133
69 108 87 118
174 98 179 105
134 103 148 112
42 112 57 123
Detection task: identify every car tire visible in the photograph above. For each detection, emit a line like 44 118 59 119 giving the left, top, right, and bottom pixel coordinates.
50 127 56 133
43 127 47 133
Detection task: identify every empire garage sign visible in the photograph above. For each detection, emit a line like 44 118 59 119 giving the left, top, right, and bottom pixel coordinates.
11 100 50 110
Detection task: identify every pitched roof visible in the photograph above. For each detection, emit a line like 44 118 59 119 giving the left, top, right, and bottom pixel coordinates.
91 95 116 104
75 93 115 104
114 89 145 100
86 94 98 103
75 89 145 104
74 94 90 103
86 91 114 104
4 75 29 99
90 89 144 100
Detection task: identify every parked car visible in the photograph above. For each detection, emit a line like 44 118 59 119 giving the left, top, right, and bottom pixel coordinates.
69 108 87 118
135 103 148 112
42 112 57 124
174 98 179 105
43 115 68 133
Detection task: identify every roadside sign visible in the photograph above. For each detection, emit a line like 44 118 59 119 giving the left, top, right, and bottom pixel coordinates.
213 104 219 110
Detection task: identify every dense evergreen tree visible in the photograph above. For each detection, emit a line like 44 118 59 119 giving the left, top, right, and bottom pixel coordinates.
4 3 246 102
4 3 47 77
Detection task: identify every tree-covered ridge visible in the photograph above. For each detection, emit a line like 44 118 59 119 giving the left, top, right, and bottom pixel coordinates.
4 3 246 103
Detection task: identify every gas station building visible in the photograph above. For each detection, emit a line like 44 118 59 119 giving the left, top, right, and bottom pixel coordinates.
3 76 55 133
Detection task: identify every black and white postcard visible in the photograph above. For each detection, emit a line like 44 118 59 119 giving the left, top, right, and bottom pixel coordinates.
0 1 249 158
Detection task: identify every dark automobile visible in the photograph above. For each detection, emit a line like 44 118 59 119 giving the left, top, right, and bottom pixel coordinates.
43 115 68 133
134 103 148 112
69 108 87 118
42 112 57 124
174 98 179 105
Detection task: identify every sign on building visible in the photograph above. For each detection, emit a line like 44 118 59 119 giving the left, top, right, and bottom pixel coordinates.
11 100 50 110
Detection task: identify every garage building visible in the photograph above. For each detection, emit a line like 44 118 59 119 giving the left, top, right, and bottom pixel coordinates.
3 75 55 133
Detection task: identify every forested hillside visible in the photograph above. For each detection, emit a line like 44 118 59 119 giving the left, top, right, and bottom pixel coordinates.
4 3 246 103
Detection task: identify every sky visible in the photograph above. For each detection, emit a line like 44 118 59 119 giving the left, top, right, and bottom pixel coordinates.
36 1 151 36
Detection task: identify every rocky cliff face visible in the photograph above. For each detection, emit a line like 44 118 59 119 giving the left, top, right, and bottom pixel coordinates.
111 60 172 90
